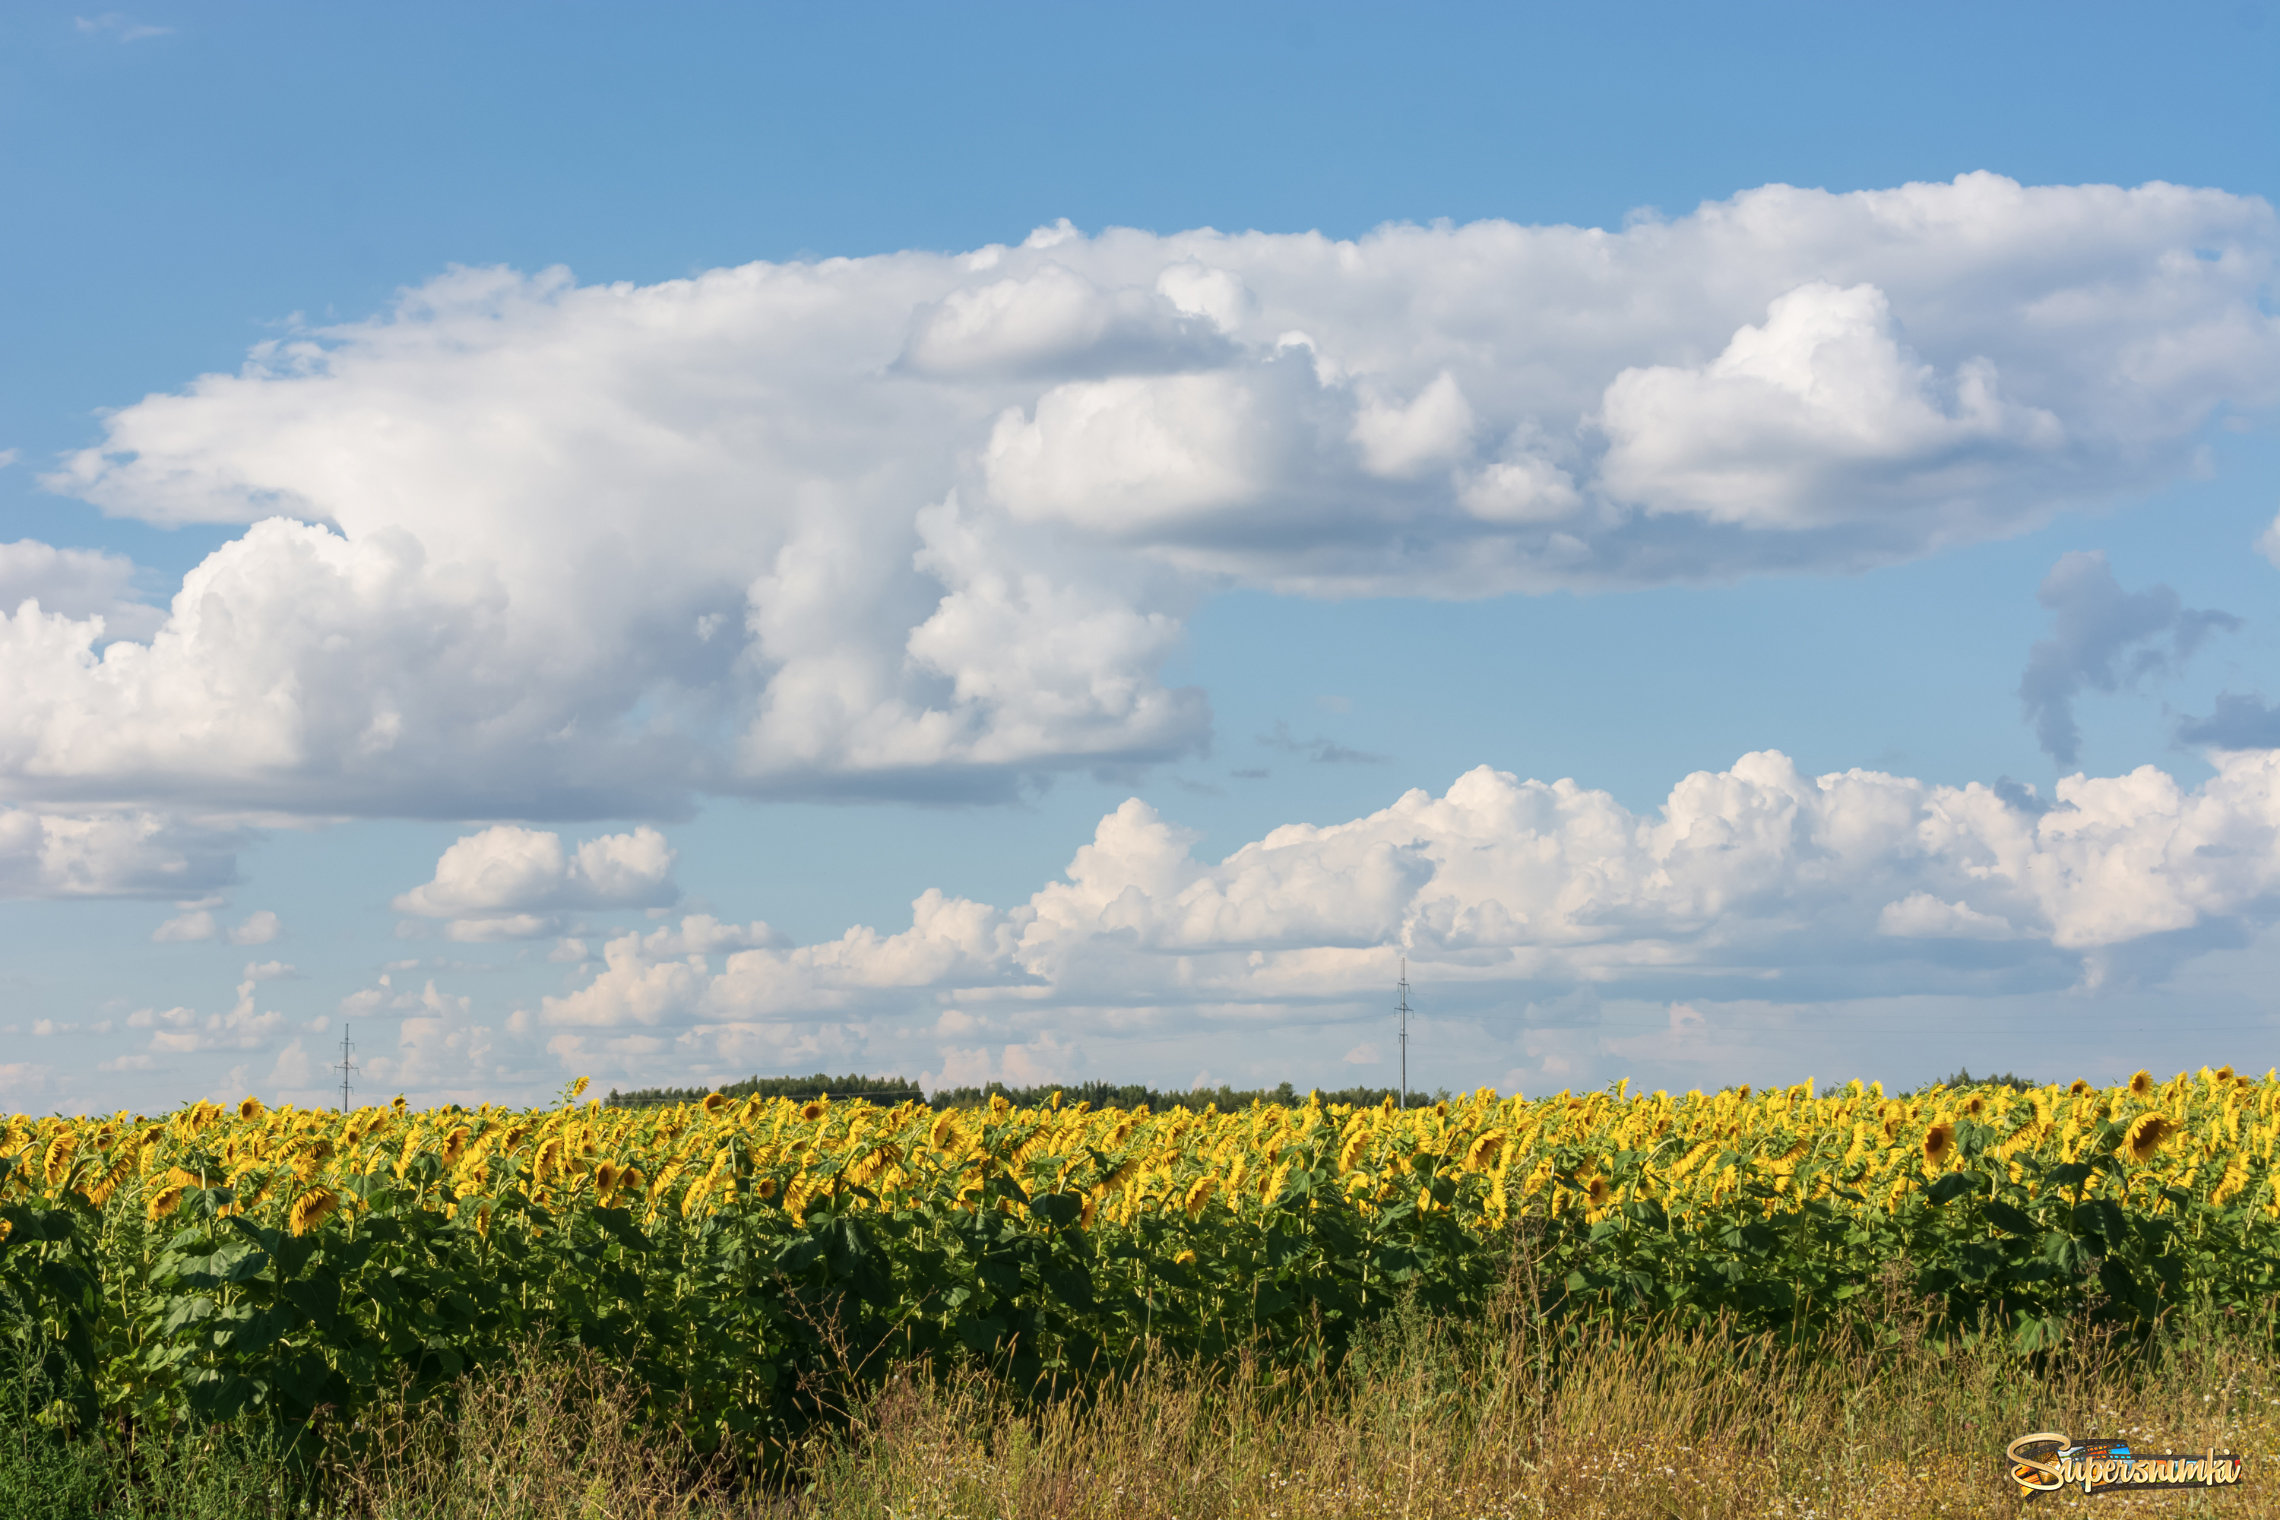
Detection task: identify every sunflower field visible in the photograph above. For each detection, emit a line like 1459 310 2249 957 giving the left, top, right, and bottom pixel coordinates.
5 1069 2280 1457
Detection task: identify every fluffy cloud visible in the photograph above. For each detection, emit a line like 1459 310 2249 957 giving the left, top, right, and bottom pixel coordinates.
0 807 242 898
530 748 2280 1075
1 539 163 642
394 824 679 938
2018 550 2236 764
1599 282 2064 533
150 905 282 944
0 175 2268 818
126 971 285 1054
2180 693 2280 751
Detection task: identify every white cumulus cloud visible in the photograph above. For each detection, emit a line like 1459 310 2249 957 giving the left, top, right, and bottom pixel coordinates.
395 824 679 939
0 175 2265 820
0 808 243 899
527 748 2280 1079
1 539 164 642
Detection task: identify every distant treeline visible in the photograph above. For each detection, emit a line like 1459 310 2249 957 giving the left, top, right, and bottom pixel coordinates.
605 1073 926 1109
605 1073 1454 1112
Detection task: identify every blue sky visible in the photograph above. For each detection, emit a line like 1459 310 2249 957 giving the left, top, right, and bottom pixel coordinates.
4 2 2278 1113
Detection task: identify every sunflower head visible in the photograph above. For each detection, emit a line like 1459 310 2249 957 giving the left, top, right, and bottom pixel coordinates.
2069 1079 2091 1096
2123 1113 2174 1164
1962 1096 1985 1118
1922 1122 1956 1167
1583 1174 1614 1208
2129 1070 2155 1098
237 1096 264 1122
701 1092 727 1115
42 1130 78 1188
799 1101 826 1121
288 1187 339 1237
2217 1065 2237 1084
292 1138 335 1183
594 1161 621 1195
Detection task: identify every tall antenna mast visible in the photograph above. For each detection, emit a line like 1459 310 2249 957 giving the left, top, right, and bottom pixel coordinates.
1397 956 1410 1112
337 1022 358 1113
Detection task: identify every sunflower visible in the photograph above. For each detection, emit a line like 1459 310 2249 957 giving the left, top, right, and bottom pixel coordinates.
2122 1113 2173 1164
288 1187 339 1236
146 1180 191 1220
37 1130 80 1190
2068 1079 2092 1096
1182 1176 1216 1220
81 1154 134 1209
2216 1065 2237 1084
238 1096 264 1122
292 1138 335 1183
1583 1174 1614 1208
2128 1070 2155 1098
798 1100 826 1121
701 1092 727 1115
1922 1122 1956 1167
1460 1130 1506 1173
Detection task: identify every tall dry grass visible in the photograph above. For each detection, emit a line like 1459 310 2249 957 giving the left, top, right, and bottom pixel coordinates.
791 1299 2280 1520
318 1343 732 1520
302 1296 2280 1519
